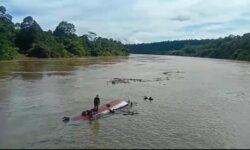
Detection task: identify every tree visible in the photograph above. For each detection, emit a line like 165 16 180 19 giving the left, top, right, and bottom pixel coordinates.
0 42 18 60
0 19 18 60
0 5 128 59
21 16 33 29
4 14 12 21
0 6 6 14
53 21 76 36
64 40 88 56
14 23 21 30
20 16 42 31
0 6 12 22
15 16 43 53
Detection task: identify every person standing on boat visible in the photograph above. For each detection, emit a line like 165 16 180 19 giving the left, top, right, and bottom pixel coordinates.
94 94 100 111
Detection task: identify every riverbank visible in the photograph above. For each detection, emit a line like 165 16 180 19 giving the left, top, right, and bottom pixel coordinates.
128 33 250 62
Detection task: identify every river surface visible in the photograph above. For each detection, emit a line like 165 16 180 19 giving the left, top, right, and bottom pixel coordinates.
0 54 250 149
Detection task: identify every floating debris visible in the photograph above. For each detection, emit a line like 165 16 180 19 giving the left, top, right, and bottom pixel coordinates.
163 71 184 75
161 71 185 81
108 70 184 85
155 77 163 81
153 77 170 82
163 72 170 75
108 78 147 85
123 110 139 116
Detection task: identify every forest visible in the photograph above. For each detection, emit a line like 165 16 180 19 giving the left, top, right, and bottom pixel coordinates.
0 6 129 60
128 34 250 61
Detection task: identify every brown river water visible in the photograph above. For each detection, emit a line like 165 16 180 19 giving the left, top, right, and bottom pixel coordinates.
0 54 250 149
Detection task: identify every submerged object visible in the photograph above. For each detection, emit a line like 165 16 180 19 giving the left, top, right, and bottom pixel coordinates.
72 99 128 121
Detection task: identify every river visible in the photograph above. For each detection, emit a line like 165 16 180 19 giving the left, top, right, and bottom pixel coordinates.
0 54 250 149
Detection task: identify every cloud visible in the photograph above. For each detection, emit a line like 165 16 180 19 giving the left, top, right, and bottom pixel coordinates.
2 0 250 43
180 22 225 32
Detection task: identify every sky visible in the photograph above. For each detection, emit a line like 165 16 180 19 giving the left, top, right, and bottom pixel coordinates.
2 0 250 44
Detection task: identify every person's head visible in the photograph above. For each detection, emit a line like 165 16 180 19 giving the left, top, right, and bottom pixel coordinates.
96 94 99 98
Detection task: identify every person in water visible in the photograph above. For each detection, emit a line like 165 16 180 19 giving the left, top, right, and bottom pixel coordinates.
149 97 153 101
94 94 100 111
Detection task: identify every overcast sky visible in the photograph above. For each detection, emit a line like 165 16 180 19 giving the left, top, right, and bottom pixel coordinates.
2 0 250 43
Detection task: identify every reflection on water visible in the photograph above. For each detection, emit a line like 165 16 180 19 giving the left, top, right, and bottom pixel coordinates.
90 121 100 136
0 55 250 149
0 56 128 80
90 121 100 147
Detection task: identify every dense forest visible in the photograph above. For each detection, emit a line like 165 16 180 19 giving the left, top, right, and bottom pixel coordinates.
128 34 250 61
0 6 129 60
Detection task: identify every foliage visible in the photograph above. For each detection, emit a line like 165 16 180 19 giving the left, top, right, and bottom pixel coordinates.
53 21 76 37
128 34 250 61
0 7 18 60
0 6 6 14
0 5 128 60
0 40 18 60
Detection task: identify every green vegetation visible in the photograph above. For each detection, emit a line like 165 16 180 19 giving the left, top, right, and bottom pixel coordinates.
128 35 250 61
0 6 128 60
0 6 18 60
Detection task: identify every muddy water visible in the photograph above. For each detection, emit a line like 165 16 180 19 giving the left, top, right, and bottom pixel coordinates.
0 55 250 149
